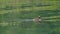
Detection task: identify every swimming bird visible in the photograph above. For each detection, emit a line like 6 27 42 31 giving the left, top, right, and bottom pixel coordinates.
33 16 41 23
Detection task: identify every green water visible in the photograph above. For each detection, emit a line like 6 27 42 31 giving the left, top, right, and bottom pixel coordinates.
0 0 60 34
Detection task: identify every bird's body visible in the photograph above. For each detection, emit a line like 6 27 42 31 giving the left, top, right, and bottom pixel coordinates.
33 16 41 23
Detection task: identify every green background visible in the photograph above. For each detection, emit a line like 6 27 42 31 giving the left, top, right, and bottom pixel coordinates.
0 0 60 34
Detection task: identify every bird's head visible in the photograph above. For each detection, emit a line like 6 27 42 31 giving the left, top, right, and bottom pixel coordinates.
38 16 41 18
